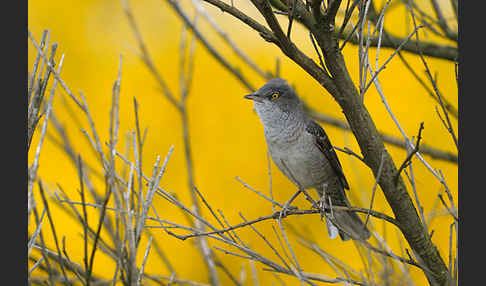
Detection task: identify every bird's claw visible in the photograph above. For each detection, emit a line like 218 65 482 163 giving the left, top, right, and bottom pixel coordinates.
314 197 329 221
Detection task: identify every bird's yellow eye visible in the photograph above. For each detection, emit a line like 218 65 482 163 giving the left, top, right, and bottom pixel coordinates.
271 93 280 99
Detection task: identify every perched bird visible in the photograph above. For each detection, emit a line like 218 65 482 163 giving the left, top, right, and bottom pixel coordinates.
244 78 370 241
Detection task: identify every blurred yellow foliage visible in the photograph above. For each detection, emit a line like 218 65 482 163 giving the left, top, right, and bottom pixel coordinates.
28 0 457 285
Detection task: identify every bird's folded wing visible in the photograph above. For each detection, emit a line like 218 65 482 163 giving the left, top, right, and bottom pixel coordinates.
305 119 350 190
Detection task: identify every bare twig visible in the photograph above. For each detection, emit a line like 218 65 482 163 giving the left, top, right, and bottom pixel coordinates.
363 151 386 228
171 206 399 241
38 181 71 285
429 0 457 40
395 122 425 184
235 176 285 208
406 3 458 152
28 30 83 108
361 25 424 97
306 107 457 164
29 0 457 285
166 0 255 92
136 236 153 286
190 0 269 79
122 0 180 109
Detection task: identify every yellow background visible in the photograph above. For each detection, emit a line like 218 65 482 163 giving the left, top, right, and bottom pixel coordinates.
29 0 458 285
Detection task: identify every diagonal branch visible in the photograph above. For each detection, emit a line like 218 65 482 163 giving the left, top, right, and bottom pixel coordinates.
237 0 453 284
429 0 457 41
165 0 255 92
394 122 425 184
323 0 343 27
306 107 457 164
338 27 457 61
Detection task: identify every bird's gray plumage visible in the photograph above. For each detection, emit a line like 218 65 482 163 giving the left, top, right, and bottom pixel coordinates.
244 78 370 241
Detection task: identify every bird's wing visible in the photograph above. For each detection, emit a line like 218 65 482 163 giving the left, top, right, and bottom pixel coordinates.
305 119 350 190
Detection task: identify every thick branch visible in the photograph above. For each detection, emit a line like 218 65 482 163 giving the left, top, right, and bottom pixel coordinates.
200 1 453 284
338 28 457 61
249 0 339 94
308 5 452 286
323 0 343 27
306 108 457 164
270 0 458 61
203 0 278 43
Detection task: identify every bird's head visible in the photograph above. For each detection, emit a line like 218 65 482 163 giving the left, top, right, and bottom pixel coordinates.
244 78 302 115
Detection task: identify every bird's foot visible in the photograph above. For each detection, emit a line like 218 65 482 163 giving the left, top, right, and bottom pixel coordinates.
316 183 333 221
315 196 333 221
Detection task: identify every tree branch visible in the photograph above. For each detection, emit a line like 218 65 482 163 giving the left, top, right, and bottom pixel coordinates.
394 122 425 184
306 107 457 164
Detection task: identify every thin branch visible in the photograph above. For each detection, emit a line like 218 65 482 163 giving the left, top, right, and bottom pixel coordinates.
190 0 269 79
38 181 72 285
395 122 425 184
306 107 457 164
238 213 292 271
173 206 399 241
262 267 366 285
287 0 297 39
235 176 285 208
136 236 153 286
28 53 64 196
438 194 458 222
309 31 328 74
363 151 386 228
429 0 457 40
361 24 424 96
406 3 458 152
86 181 113 286
28 30 83 108
122 0 181 109
166 0 256 92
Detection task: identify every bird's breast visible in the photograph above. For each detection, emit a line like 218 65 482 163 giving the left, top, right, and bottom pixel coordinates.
268 132 332 189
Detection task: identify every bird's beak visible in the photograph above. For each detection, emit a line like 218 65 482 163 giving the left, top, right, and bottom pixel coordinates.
244 93 264 103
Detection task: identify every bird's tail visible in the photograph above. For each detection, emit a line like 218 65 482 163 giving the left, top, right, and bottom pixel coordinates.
330 201 371 241
318 180 371 241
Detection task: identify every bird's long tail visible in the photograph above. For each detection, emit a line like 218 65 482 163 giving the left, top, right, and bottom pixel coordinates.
331 200 371 241
317 179 371 241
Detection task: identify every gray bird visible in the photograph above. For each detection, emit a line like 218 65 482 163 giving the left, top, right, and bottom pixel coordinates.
244 78 370 241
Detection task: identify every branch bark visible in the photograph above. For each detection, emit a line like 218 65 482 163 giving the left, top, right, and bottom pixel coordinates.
272 0 458 61
338 27 457 61
307 108 457 164
170 0 455 284
305 2 452 284
203 0 452 284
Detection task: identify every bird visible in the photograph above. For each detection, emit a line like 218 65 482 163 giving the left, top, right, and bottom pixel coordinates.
244 78 370 241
